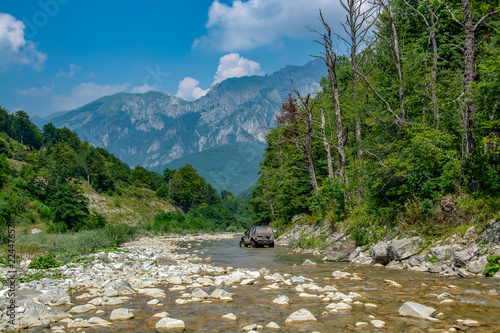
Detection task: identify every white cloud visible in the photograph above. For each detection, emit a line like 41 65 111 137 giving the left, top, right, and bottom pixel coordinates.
56 64 81 78
213 53 263 85
176 77 209 100
0 13 47 71
53 82 129 111
130 84 158 94
193 0 343 51
15 84 55 97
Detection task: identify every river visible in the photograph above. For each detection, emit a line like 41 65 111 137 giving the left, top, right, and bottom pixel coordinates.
30 235 500 332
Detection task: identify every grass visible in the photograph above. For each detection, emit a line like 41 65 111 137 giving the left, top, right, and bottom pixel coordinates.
4 224 138 263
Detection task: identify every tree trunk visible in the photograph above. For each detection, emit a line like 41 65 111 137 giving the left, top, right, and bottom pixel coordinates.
386 0 404 118
427 0 439 124
320 108 334 178
306 105 319 194
462 0 476 159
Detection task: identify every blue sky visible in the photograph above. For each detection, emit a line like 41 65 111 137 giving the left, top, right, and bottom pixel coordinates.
0 0 345 117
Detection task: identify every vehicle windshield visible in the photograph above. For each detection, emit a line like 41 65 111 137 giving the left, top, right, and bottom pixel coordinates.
255 226 273 234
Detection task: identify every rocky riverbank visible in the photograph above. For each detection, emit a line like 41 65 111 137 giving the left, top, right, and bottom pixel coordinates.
277 219 500 278
0 232 499 332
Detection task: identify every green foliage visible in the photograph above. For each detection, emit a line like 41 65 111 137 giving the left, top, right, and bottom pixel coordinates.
483 255 500 277
48 183 89 231
28 253 62 269
250 0 500 244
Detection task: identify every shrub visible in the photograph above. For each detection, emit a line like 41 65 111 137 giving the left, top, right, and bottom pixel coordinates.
28 253 61 269
483 255 500 277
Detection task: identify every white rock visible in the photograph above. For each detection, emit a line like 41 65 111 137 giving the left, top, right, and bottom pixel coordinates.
221 313 237 321
240 279 256 285
156 317 186 331
68 304 97 314
273 295 290 305
371 320 385 328
88 317 112 327
284 308 317 325
266 322 280 330
210 289 232 299
399 302 436 319
110 308 134 321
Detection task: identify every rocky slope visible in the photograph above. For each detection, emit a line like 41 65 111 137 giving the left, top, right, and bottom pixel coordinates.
277 218 500 278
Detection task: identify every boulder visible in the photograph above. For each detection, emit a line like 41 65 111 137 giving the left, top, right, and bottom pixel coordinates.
454 246 479 267
272 295 290 305
323 241 356 262
156 317 185 331
429 245 458 261
399 302 436 319
68 304 97 314
371 242 390 265
156 256 177 266
302 259 317 266
284 308 316 325
290 276 305 284
138 288 167 298
191 288 210 299
110 308 134 321
388 238 421 261
38 287 71 306
88 317 113 327
102 279 135 297
221 313 237 321
351 255 373 265
266 322 280 330
466 255 488 274
23 300 72 323
210 289 232 299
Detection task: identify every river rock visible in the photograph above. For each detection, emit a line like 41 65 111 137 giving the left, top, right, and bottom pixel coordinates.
138 288 167 298
156 317 185 331
371 320 385 328
110 308 134 321
388 238 421 260
210 289 232 299
454 246 479 267
37 287 71 306
399 302 436 319
466 255 488 274
290 276 305 284
68 304 97 314
302 259 317 266
68 318 94 329
191 288 210 299
371 242 390 265
323 241 356 262
88 317 113 327
23 300 72 323
221 313 237 321
266 322 280 330
102 279 135 296
351 254 373 265
429 245 458 261
273 295 290 305
284 308 317 325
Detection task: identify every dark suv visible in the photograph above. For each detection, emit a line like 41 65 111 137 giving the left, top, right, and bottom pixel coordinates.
240 226 275 248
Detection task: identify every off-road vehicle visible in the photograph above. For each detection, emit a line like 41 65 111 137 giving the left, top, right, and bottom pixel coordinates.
240 226 275 248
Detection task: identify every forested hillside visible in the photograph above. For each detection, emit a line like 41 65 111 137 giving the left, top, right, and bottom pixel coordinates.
0 108 252 246
251 0 500 244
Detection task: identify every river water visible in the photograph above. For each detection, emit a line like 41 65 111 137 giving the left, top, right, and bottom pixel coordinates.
34 235 500 332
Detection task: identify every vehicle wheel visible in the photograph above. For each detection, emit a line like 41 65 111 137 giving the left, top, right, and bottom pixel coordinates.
269 242 275 248
251 240 257 248
239 241 245 247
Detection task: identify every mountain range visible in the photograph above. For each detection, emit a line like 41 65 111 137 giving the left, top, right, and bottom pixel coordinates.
35 59 327 194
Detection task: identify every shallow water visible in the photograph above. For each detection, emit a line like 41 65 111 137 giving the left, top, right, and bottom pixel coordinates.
27 235 500 332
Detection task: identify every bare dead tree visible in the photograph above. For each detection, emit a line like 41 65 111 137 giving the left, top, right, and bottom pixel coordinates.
446 0 499 159
404 0 442 124
373 0 405 119
310 10 349 183
338 0 376 198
